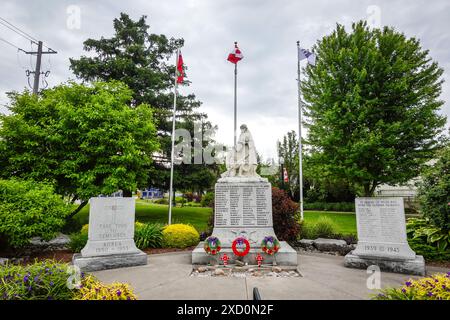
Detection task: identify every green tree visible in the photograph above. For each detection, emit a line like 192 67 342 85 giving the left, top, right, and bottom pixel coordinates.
302 21 447 196
417 146 450 231
69 13 217 194
0 81 159 219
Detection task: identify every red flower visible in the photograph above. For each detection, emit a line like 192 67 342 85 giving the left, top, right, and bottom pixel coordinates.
211 250 216 255
217 246 221 251
206 247 211 251
267 249 273 255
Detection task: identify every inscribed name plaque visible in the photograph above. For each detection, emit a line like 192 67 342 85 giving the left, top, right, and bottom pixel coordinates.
215 183 272 228
352 197 415 260
81 197 141 257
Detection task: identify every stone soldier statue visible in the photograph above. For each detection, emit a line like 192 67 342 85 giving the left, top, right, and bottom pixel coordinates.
222 124 259 177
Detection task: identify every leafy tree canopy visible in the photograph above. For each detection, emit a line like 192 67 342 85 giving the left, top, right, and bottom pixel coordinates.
302 21 447 196
0 81 159 217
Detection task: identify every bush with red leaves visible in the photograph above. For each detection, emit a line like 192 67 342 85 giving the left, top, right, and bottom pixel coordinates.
272 187 301 241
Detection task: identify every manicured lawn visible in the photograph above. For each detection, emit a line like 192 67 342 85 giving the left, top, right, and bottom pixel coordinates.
303 211 357 236
73 200 356 236
73 200 212 232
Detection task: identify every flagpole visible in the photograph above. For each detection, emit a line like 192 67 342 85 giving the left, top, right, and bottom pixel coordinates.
297 41 304 221
233 42 238 149
168 48 179 225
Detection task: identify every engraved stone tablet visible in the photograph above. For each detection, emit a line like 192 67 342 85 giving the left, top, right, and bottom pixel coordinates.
352 197 416 260
81 197 141 257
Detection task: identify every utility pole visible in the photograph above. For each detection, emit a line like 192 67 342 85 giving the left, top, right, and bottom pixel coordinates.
32 41 43 94
24 40 57 94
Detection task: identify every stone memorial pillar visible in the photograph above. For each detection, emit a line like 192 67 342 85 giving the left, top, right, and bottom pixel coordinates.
73 197 147 272
344 197 425 275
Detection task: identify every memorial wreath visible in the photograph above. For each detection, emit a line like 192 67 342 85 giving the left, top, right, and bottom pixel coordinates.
261 236 280 255
204 236 221 255
232 236 251 257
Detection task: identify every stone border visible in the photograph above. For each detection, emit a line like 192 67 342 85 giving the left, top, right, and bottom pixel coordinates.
291 238 356 256
191 265 301 278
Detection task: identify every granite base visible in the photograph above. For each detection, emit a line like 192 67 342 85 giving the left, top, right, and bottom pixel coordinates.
192 241 298 266
344 252 425 276
72 251 148 272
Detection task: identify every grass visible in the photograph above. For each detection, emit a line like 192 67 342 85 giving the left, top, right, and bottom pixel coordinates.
303 211 357 236
73 199 212 232
72 200 357 236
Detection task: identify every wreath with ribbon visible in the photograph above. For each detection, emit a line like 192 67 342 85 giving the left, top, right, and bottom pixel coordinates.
232 237 251 257
204 236 221 255
261 236 280 255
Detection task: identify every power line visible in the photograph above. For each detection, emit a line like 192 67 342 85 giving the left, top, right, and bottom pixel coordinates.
0 36 21 50
0 16 38 44
0 16 56 52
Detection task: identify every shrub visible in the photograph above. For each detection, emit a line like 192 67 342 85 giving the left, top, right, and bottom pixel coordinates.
417 146 450 231
162 224 200 248
406 217 450 261
68 232 88 253
303 202 355 212
0 179 73 248
74 274 137 300
372 273 450 300
154 198 168 205
272 187 301 241
183 192 194 202
0 259 75 300
300 216 338 239
201 192 214 208
0 259 137 300
134 223 163 249
313 216 338 238
69 222 162 252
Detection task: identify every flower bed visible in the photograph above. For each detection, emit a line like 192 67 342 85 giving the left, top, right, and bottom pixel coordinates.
0 259 137 300
373 272 450 300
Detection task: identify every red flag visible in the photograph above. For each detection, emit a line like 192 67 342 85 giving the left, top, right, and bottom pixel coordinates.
283 167 289 183
227 42 243 64
177 53 184 84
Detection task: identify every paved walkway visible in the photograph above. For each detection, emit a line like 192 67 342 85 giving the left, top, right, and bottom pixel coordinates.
93 252 448 300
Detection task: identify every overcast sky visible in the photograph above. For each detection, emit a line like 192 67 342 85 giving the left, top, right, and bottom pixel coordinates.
1 0 449 159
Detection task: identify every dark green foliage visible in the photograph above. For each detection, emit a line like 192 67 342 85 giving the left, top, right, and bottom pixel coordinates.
0 179 72 248
300 217 338 239
68 232 88 253
134 223 163 249
0 81 159 219
302 21 447 196
200 191 214 208
417 146 450 231
69 13 220 193
271 187 301 241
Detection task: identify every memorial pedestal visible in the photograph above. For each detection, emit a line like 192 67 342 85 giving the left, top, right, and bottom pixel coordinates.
344 197 425 276
72 197 148 272
192 177 298 267
192 241 298 266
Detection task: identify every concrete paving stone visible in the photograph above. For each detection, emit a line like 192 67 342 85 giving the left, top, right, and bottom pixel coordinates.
92 251 449 300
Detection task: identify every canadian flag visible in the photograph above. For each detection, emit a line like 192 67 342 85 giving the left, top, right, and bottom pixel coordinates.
227 42 243 64
176 52 184 84
283 168 289 183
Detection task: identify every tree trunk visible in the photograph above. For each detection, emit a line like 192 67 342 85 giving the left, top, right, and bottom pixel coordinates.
363 183 371 197
363 182 377 197
66 200 89 220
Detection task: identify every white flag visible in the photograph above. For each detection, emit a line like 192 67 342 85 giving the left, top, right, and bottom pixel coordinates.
299 47 316 66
